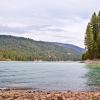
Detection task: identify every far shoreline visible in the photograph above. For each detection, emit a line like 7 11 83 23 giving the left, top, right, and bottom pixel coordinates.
83 60 100 64
0 60 82 63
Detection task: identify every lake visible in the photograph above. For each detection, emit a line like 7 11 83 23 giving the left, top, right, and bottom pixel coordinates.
0 61 100 91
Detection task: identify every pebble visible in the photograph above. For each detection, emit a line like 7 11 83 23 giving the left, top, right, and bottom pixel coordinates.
0 90 100 100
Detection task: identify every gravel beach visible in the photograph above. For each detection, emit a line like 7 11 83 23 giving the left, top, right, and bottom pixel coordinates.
84 60 100 64
0 89 100 100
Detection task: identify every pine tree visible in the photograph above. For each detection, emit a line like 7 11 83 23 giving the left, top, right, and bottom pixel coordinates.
83 11 100 60
98 11 100 16
96 31 100 58
91 12 96 23
85 23 94 59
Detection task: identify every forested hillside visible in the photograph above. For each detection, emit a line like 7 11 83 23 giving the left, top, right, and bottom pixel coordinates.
54 43 85 54
0 35 83 61
83 11 100 60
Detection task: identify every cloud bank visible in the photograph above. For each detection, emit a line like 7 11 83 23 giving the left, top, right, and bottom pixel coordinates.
0 0 100 47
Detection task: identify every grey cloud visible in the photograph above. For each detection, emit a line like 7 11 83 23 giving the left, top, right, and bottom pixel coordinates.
0 25 28 33
27 25 65 32
0 24 65 33
0 0 99 47
45 28 65 32
27 25 51 30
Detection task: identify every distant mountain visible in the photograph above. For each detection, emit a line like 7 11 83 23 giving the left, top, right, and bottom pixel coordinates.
0 35 84 61
53 42 85 54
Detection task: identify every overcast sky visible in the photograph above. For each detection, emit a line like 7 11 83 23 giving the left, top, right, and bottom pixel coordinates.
0 0 100 47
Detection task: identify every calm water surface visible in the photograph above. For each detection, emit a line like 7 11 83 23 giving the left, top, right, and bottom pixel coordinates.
0 61 100 91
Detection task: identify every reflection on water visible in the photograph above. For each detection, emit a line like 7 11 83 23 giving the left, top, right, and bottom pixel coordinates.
0 61 100 91
85 64 100 91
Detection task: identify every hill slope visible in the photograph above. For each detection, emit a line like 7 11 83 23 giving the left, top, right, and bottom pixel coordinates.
0 35 84 61
54 42 85 54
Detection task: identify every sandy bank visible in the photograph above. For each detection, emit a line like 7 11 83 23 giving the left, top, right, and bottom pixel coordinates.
83 60 100 64
0 89 100 100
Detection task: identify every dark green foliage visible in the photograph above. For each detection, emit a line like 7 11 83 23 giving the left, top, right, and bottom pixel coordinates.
82 52 90 60
83 11 100 60
0 35 82 61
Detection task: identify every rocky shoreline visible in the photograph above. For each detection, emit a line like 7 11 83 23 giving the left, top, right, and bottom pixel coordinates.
0 89 100 100
83 60 100 64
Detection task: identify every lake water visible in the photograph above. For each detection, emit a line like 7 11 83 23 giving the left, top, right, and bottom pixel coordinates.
0 61 100 91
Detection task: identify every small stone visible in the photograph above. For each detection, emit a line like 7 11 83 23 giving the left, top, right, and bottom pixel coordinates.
4 89 11 91
57 96 63 100
0 96 3 100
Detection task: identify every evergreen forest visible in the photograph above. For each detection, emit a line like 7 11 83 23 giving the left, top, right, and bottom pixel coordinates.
83 11 100 60
0 35 83 61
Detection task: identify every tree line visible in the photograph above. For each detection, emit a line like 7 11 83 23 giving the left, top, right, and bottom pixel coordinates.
0 35 82 61
82 11 100 60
